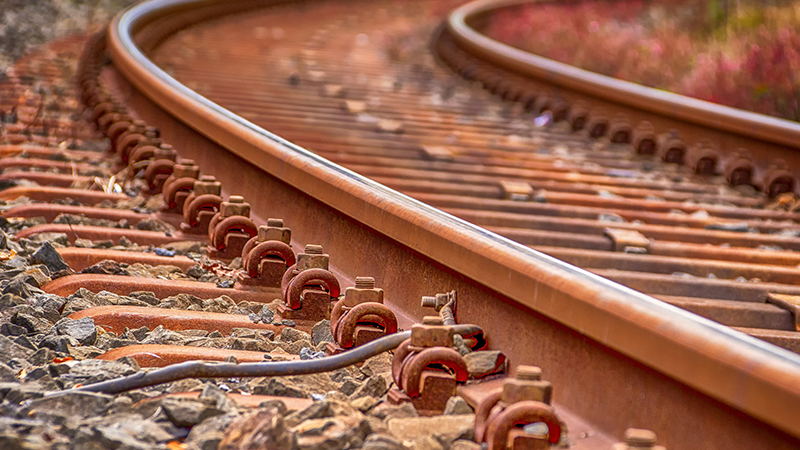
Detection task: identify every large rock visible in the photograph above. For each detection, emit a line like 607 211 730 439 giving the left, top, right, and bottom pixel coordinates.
350 375 387 400
219 407 295 450
463 351 506 378
293 415 370 450
311 320 334 345
140 325 188 346
0 334 33 361
11 312 51 335
185 413 241 450
18 391 114 420
54 317 97 346
443 396 473 415
59 359 138 386
253 378 306 398
362 433 404 450
387 415 475 446
368 402 418 421
278 327 311 344
160 397 225 428
31 241 70 273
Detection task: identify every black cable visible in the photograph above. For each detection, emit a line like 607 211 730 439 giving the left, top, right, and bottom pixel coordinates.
59 325 483 395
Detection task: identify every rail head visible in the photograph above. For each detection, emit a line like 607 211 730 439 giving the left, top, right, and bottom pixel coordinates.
446 0 800 149
109 0 800 438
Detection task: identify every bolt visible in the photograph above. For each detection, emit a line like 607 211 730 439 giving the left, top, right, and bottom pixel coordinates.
355 276 374 289
422 316 444 326
228 195 244 204
304 244 323 255
624 429 657 448
179 159 195 166
200 175 216 182
267 218 284 227
516 365 542 381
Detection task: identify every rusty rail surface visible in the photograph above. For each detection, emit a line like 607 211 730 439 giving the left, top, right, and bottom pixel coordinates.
96 0 800 448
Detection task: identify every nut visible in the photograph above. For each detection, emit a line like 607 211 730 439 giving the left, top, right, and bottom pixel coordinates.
296 244 329 271
220 196 250 217
411 316 454 348
343 276 383 307
258 219 291 245
502 366 552 405
192 176 222 196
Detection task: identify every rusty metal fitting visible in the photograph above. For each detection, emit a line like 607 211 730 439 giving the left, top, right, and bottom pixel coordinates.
181 193 223 233
330 299 398 350
296 244 329 271
613 428 665 450
503 365 552 405
144 125 160 138
257 219 292 245
605 228 650 254
484 401 562 450
632 121 657 155
210 215 257 255
388 335 469 416
240 219 293 266
410 316 454 349
767 294 800 331
143 158 175 194
474 367 560 449
658 131 686 164
500 180 533 201
341 276 383 307
722 149 755 187
153 144 176 161
609 116 632 144
759 162 795 198
241 240 296 281
279 267 341 321
686 141 719 175
171 159 200 179
328 277 395 352
568 103 589 132
193 176 222 196
219 196 251 218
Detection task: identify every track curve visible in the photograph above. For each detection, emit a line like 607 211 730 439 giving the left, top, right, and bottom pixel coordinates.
86 0 800 447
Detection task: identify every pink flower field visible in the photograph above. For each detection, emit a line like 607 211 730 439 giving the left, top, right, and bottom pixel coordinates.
482 0 800 121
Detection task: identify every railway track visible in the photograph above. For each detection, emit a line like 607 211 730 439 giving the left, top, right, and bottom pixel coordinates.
1 0 800 449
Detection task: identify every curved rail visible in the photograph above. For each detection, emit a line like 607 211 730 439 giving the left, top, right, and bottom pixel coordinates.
108 0 800 442
447 0 800 150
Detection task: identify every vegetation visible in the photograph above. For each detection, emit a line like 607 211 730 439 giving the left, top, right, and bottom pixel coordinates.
483 0 800 121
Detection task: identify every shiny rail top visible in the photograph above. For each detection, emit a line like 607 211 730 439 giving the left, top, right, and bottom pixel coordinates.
111 0 800 439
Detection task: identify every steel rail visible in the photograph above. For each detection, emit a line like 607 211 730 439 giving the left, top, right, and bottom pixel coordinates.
446 0 800 150
108 0 800 441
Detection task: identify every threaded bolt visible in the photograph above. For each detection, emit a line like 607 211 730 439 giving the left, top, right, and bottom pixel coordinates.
421 296 437 308
228 195 244 203
178 159 195 166
355 276 374 289
200 175 216 182
422 316 444 326
267 218 284 227
516 365 542 381
304 244 323 254
624 429 656 448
